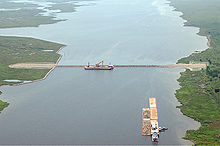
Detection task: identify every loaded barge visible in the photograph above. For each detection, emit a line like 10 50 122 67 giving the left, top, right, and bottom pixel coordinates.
142 97 159 142
84 60 114 70
142 97 168 142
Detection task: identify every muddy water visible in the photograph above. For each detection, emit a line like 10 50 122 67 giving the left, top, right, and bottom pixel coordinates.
0 0 206 144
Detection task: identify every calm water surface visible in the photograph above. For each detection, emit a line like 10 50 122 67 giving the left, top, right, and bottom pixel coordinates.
0 0 207 65
0 0 207 145
0 68 199 145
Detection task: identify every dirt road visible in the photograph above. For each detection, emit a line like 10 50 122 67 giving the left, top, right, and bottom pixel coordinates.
9 62 56 69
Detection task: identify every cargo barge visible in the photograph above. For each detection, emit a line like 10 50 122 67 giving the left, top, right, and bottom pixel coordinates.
84 60 114 70
142 97 160 142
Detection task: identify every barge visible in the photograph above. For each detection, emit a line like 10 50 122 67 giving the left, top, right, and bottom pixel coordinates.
142 97 160 142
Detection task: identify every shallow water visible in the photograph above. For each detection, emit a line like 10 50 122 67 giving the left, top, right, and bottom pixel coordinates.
0 0 206 145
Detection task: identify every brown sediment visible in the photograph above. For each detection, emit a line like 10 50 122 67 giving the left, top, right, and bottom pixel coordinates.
142 97 159 136
9 63 207 70
142 108 151 136
9 62 56 69
207 35 212 48
7 42 207 86
114 63 206 70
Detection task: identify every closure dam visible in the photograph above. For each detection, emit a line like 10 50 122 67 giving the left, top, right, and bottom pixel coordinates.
9 62 207 70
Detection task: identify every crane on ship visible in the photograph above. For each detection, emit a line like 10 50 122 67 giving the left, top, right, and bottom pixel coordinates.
95 60 104 67
84 60 114 70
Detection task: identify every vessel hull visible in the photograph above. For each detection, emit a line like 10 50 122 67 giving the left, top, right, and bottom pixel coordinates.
84 66 114 70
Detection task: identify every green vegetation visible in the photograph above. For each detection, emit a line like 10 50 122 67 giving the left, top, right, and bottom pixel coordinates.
0 1 64 28
46 0 95 13
0 0 87 114
0 100 9 113
170 0 220 145
48 3 79 13
0 91 9 113
0 0 65 113
176 70 220 145
0 36 65 112
0 1 37 9
0 0 92 28
0 36 64 84
0 0 90 28
0 8 63 28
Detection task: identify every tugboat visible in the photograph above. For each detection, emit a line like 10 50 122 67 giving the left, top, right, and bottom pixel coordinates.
152 132 159 142
159 127 168 132
84 60 114 70
151 122 159 142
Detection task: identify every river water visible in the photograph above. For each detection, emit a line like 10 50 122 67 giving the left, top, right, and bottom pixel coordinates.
0 0 207 145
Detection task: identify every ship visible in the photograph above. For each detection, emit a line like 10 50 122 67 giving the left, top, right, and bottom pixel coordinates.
84 60 114 70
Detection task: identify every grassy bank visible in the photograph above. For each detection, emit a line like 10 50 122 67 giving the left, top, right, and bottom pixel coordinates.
47 3 79 13
0 1 64 28
0 91 9 113
169 0 220 145
0 36 65 113
0 0 93 28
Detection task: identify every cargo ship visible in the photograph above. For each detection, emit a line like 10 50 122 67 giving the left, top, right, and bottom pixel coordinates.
84 60 114 70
